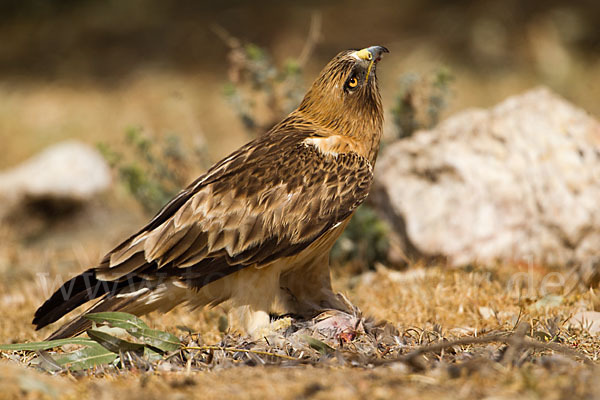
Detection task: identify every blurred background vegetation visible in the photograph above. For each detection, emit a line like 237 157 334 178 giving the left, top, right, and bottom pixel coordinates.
1 0 600 271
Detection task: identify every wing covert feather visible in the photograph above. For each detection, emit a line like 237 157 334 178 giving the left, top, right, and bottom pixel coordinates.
96 131 373 286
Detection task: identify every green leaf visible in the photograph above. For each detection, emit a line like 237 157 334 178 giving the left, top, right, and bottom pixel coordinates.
84 312 149 333
34 350 63 372
0 338 97 352
84 312 180 352
54 343 117 371
91 325 130 337
301 335 335 355
245 43 265 61
144 346 163 362
87 329 145 354
131 328 181 353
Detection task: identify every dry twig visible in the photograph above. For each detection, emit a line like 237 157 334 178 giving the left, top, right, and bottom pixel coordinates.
297 12 322 67
183 346 299 362
374 323 593 368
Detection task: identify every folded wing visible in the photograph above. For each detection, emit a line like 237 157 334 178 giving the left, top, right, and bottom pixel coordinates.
100 130 373 285
33 129 373 331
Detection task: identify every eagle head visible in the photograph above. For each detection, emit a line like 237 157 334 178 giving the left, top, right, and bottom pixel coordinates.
296 46 389 162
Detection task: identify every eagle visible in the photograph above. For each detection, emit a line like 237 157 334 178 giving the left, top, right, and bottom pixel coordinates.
33 45 389 339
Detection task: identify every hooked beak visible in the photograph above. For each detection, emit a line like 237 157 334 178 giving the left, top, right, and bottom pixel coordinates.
354 45 389 82
366 45 389 63
354 45 389 63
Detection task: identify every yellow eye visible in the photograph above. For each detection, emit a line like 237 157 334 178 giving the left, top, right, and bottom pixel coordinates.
347 77 358 88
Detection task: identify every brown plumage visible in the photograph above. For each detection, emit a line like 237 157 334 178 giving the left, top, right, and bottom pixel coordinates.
33 45 389 339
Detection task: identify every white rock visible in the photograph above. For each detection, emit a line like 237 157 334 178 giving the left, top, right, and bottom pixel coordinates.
0 141 111 214
374 88 600 271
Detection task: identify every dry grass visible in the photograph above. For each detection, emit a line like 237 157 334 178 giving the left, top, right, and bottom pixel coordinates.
1 207 599 399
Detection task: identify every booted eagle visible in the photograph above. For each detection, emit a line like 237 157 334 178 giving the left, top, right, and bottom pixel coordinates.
33 45 388 339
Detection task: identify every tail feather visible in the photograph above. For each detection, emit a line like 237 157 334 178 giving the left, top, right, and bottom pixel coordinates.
33 266 194 340
33 269 103 329
32 268 145 338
